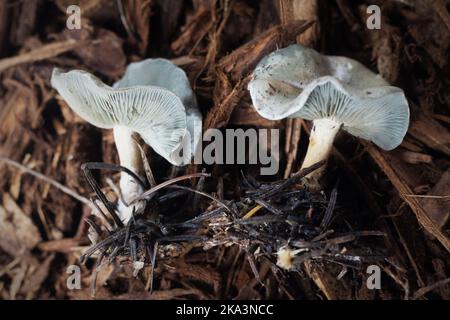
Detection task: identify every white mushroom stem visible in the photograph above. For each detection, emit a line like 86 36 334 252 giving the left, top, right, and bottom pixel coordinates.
113 126 145 222
113 126 143 181
300 118 341 179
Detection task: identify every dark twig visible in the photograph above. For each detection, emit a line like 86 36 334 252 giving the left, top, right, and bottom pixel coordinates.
258 161 325 199
320 180 339 230
130 173 211 204
168 185 232 212
82 163 124 228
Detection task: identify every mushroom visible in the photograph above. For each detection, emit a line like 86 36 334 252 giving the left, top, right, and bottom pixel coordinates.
51 58 202 223
248 44 409 187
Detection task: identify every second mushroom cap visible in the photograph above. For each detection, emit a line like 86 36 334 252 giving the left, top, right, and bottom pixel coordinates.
248 44 410 151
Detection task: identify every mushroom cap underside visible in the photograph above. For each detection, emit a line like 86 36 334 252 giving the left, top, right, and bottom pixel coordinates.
51 67 188 165
248 44 410 150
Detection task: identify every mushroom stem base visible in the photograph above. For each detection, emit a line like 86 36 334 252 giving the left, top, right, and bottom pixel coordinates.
299 118 340 189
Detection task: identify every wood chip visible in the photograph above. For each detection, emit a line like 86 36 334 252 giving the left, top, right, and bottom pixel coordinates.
420 169 450 228
363 142 450 254
0 193 41 256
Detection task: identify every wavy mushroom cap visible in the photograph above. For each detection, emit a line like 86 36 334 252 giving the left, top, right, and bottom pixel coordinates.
114 59 202 161
51 59 200 165
248 44 410 150
114 58 197 109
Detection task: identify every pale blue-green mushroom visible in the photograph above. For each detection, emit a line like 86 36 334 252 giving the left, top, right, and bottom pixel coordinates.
248 44 409 185
51 59 202 223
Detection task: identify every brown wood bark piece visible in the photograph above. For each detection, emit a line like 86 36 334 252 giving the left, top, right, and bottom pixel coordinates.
0 39 82 73
409 113 450 158
421 169 450 228
0 193 41 256
277 0 319 45
305 261 351 300
363 141 450 254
